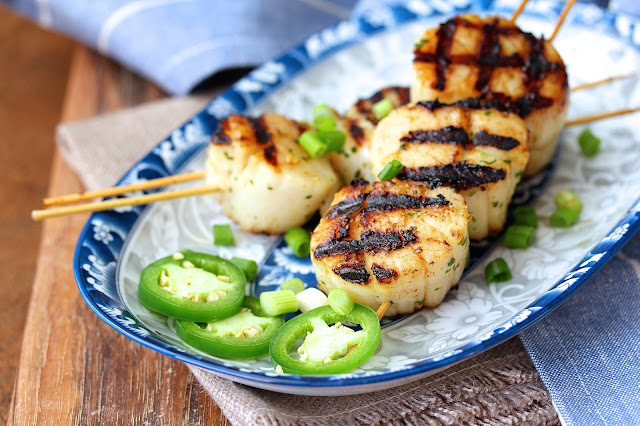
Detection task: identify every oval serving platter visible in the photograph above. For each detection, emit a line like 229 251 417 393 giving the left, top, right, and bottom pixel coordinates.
74 0 640 395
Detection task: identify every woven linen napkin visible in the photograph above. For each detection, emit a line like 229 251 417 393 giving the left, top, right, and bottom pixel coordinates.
56 95 561 425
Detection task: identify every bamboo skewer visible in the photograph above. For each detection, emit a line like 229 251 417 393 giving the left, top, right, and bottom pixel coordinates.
548 0 577 42
571 73 636 92
510 0 530 23
32 185 219 221
376 301 392 320
43 170 206 207
565 106 640 127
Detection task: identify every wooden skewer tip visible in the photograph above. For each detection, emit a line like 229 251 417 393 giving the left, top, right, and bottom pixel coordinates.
376 301 392 320
549 0 577 42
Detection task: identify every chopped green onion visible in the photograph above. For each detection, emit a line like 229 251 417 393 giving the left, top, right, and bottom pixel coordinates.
550 207 581 227
578 129 600 157
282 278 305 294
313 104 337 131
328 288 354 315
372 98 393 120
260 290 299 316
554 189 583 213
513 205 538 228
296 287 329 312
284 227 311 258
230 257 258 281
299 131 327 158
213 224 235 246
485 258 512 283
318 129 346 152
377 159 404 181
503 225 535 248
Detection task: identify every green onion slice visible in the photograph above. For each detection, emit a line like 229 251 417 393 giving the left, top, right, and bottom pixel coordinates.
230 257 258 281
282 278 305 294
318 129 346 152
550 207 581 227
377 159 404 181
284 227 311 258
260 290 299 316
554 189 583 213
513 205 538 228
578 129 600 157
372 99 393 120
299 131 327 158
328 288 354 315
313 104 337 131
213 224 235 246
485 258 512 284
503 225 535 249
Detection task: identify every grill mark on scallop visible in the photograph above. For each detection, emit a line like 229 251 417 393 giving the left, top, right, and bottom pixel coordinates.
364 193 449 213
400 126 469 145
371 264 398 284
417 93 554 119
247 116 278 166
326 193 368 218
413 16 567 118
333 260 370 284
398 162 506 190
314 229 418 258
352 86 411 124
472 130 519 150
211 119 232 145
348 121 367 147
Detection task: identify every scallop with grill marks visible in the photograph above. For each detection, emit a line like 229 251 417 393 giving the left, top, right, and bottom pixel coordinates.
370 102 529 240
205 113 341 234
311 179 469 317
411 14 568 177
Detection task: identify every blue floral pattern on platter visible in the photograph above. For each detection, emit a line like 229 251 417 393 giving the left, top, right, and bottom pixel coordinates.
74 0 640 395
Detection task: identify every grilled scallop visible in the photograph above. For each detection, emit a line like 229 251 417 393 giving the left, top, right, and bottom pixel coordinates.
370 102 529 240
311 179 469 317
325 87 411 184
411 14 568 177
205 113 341 234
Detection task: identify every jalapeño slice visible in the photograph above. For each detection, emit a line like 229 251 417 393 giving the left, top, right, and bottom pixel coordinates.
138 250 245 322
176 296 284 359
269 304 381 375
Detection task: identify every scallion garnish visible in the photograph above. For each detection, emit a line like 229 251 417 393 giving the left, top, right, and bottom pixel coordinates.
313 104 337 131
213 224 235 246
299 131 327 158
485 258 512 283
550 207 581 227
377 159 404 181
260 290 299 316
318 129 346 152
503 225 535 248
554 189 583 212
328 288 354 315
372 98 393 120
513 205 538 228
284 227 311 258
282 278 305 294
230 257 258 281
578 129 600 157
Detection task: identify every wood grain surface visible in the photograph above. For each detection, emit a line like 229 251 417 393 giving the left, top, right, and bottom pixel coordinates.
7 46 228 425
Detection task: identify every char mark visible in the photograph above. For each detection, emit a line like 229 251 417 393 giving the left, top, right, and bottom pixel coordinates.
398 162 506 190
364 193 449 214
472 130 519 150
371 264 398 284
417 91 553 119
348 121 367 147
315 230 418 258
263 145 277 166
432 18 458 90
211 120 232 145
248 117 271 145
400 126 469 145
333 262 370 284
326 193 368 218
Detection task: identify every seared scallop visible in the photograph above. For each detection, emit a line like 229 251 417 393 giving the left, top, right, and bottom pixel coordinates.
370 102 529 240
411 14 568 177
311 179 469 317
205 113 341 234
326 86 412 184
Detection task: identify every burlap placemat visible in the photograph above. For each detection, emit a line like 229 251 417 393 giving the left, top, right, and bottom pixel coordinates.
56 96 559 426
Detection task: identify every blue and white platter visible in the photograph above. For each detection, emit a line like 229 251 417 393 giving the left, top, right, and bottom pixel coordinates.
74 0 640 395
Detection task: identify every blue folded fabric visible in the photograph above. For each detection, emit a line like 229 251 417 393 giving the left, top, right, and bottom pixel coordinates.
4 0 358 95
5 0 640 424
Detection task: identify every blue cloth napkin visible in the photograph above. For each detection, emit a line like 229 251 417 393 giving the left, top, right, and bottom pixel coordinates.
6 0 640 424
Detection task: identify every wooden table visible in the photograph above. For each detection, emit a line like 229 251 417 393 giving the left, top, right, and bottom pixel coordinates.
7 46 228 425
